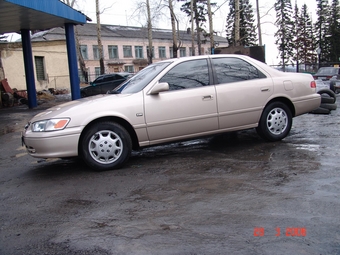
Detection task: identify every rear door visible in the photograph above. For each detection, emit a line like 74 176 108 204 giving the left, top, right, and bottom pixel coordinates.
144 59 218 143
211 57 273 130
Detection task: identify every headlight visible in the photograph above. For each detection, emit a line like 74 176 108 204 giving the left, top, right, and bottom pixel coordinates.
31 118 70 132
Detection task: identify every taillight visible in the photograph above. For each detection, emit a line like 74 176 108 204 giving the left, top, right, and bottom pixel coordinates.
310 81 316 88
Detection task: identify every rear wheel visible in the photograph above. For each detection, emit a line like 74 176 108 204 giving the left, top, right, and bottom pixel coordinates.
80 122 132 171
256 102 292 142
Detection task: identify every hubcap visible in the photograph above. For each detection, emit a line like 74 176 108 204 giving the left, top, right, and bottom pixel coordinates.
88 130 123 164
266 107 288 135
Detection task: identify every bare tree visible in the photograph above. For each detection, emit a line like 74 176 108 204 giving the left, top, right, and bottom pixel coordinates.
146 0 153 64
207 0 214 53
191 0 195 56
96 0 105 74
168 0 181 58
61 0 76 6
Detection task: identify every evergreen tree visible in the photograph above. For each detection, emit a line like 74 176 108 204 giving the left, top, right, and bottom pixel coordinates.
274 0 295 71
315 0 330 63
179 0 217 55
294 4 315 70
225 0 258 47
327 0 340 62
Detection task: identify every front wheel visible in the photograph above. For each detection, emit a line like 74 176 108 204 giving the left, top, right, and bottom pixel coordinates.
80 122 132 171
256 102 292 142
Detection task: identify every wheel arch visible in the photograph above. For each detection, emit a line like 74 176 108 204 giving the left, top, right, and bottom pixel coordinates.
78 116 140 154
263 97 295 117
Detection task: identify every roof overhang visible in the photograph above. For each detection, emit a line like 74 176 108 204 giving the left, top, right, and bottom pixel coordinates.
0 0 88 34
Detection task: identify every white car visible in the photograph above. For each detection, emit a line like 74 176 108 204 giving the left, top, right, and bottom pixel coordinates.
22 55 321 171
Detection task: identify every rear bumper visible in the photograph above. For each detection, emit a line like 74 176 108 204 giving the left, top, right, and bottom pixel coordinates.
293 94 321 116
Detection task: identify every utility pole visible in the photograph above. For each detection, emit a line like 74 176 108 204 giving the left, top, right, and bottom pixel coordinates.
256 0 262 46
96 0 104 75
235 0 240 46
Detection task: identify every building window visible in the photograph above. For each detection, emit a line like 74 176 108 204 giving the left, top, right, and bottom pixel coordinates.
158 46 166 58
95 67 101 78
34 56 46 80
80 45 88 60
146 46 154 58
123 46 132 57
78 69 88 83
108 45 119 59
169 47 173 58
93 45 101 60
124 65 134 73
135 46 144 59
180 47 186 57
189 47 194 56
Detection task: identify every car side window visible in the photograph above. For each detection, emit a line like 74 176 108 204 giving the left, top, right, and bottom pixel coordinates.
95 76 104 83
103 76 115 82
159 59 209 90
212 58 265 84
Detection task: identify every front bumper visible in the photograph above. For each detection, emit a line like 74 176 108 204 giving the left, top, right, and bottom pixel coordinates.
22 127 81 158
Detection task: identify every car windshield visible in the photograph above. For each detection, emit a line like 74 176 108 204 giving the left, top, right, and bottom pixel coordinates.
316 67 338 75
112 62 172 94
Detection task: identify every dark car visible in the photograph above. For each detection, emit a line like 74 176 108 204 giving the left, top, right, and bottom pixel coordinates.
80 72 133 97
313 67 340 81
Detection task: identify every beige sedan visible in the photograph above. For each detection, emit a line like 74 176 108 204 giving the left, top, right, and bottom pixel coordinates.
22 55 321 171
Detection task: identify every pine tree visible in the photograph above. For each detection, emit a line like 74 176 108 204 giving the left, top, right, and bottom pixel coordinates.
179 0 217 55
327 0 340 62
315 0 330 63
225 0 258 47
295 4 315 70
274 0 295 71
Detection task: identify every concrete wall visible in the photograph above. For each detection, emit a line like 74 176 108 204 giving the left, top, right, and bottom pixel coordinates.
1 41 70 91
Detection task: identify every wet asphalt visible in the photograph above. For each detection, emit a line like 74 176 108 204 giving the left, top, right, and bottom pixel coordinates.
0 96 340 255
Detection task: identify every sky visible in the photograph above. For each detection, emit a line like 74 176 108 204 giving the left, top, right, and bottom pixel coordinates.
5 0 317 65
76 0 317 65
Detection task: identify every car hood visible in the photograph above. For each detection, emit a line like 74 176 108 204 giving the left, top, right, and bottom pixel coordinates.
31 94 133 123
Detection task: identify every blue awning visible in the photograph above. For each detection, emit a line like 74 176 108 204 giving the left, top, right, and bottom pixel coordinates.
0 0 87 34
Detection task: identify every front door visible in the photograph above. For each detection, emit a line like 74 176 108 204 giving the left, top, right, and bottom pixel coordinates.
144 59 218 144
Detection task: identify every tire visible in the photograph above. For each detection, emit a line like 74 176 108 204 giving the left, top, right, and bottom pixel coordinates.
310 107 331 114
321 95 336 104
330 81 336 93
80 122 132 171
317 89 336 102
81 92 87 98
320 103 337 111
256 102 292 142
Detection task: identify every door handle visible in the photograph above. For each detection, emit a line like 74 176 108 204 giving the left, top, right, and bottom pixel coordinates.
202 95 213 100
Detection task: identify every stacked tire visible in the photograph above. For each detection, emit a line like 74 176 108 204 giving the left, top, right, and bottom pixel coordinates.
310 89 337 114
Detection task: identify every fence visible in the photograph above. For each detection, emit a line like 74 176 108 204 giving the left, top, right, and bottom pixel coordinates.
270 62 340 73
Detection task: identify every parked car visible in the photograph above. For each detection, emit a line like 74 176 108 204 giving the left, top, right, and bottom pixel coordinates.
22 55 321 171
313 67 340 82
80 72 133 97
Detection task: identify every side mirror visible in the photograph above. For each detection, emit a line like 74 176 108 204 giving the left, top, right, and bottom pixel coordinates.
90 82 94 86
148 82 169 95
